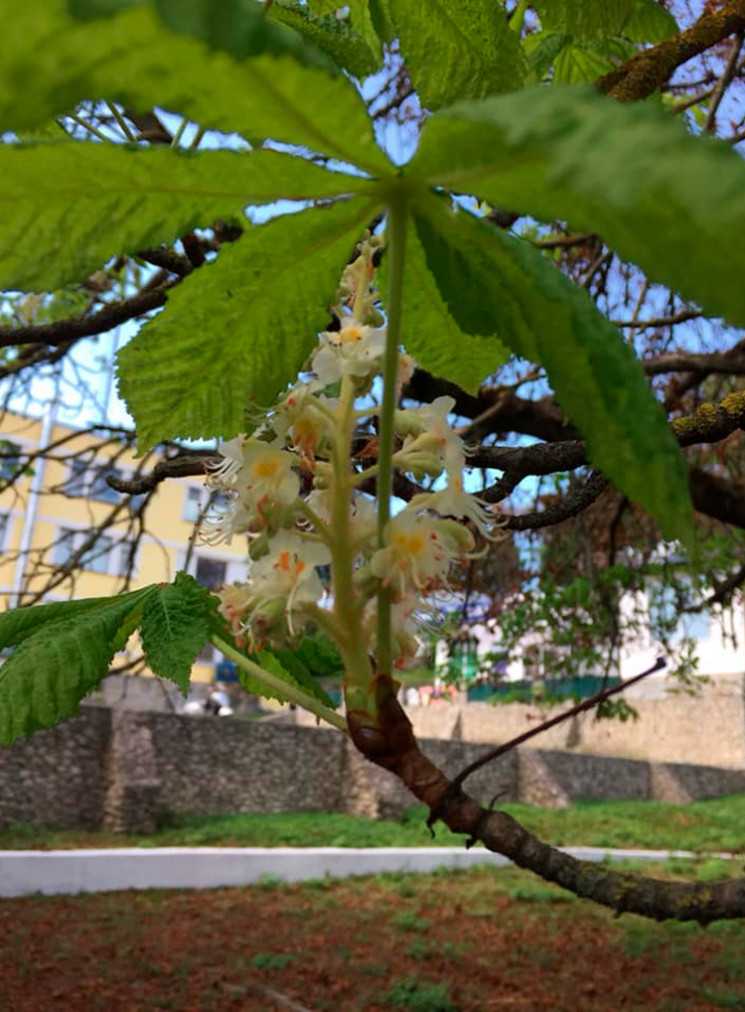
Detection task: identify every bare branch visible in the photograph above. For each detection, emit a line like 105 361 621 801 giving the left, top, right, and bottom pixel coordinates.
531 233 596 250
108 453 213 495
689 466 745 529
499 472 609 528
644 352 745 375
0 285 170 350
704 30 744 132
446 659 666 795
347 682 745 923
683 561 745 613
615 308 702 331
469 439 587 477
137 247 194 277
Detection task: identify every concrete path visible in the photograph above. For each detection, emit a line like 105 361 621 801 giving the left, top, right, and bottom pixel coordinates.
0 845 736 899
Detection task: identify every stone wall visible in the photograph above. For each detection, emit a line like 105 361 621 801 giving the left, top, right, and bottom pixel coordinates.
0 707 111 830
402 673 745 768
1 706 745 834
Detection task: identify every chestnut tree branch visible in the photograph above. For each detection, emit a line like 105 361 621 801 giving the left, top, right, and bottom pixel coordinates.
598 0 745 101
347 684 745 924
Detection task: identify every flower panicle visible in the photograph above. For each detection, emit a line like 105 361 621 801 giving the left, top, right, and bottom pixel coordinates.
202 229 505 676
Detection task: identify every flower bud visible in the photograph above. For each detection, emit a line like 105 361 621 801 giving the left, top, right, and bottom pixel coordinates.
249 532 271 561
353 564 379 598
433 518 475 552
401 452 444 479
393 409 425 438
249 598 285 637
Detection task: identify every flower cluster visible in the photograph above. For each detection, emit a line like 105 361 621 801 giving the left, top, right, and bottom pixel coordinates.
201 233 502 670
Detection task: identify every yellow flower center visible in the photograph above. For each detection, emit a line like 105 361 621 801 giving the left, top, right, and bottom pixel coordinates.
394 531 425 556
253 457 280 479
339 323 363 344
292 415 320 450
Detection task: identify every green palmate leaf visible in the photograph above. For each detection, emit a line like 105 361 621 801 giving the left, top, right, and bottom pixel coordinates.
525 31 570 79
368 0 396 43
271 1 383 78
533 0 633 39
69 0 343 68
0 588 152 745
0 142 369 292
348 0 386 58
236 650 322 707
306 0 389 54
388 0 524 110
412 198 693 542
552 37 636 84
380 217 509 393
153 0 338 69
288 631 345 680
268 647 337 708
623 0 678 43
526 0 676 83
118 197 379 448
67 0 136 15
139 573 214 695
2 3 391 176
0 588 150 651
306 0 338 13
408 85 745 328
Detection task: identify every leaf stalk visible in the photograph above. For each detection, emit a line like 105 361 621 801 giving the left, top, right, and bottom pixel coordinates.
375 192 408 679
211 633 348 732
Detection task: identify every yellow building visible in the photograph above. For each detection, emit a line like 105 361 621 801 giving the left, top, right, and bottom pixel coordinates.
0 410 248 685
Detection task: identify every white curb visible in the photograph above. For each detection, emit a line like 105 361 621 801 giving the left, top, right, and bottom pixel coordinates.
0 845 736 898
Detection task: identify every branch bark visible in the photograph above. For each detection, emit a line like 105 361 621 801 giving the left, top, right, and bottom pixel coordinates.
347 682 745 924
598 0 745 101
107 453 212 494
0 286 170 350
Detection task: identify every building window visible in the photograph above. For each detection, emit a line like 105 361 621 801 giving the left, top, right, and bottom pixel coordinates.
54 527 113 574
0 513 9 553
66 459 122 504
184 486 205 522
194 556 227 592
115 540 136 577
0 440 22 482
184 486 232 523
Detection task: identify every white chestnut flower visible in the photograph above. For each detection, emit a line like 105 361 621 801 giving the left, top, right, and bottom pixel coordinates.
311 318 386 387
370 513 469 598
249 531 330 631
205 437 300 542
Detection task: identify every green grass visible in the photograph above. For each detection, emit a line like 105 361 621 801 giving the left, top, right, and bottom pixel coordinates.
4 863 745 1011
382 977 456 1011
1 794 745 852
248 952 296 971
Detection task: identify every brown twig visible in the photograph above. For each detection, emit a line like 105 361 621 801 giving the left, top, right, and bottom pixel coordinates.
644 352 745 375
0 286 171 350
532 233 596 250
498 472 609 528
614 308 702 331
683 561 745 613
704 30 744 132
445 658 666 797
107 453 214 495
348 678 745 922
